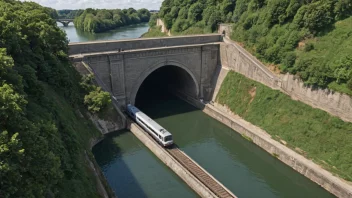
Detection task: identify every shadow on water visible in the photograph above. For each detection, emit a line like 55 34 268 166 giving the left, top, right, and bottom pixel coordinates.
92 130 148 198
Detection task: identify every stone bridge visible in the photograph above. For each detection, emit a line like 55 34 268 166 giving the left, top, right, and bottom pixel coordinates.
69 34 222 107
57 19 74 27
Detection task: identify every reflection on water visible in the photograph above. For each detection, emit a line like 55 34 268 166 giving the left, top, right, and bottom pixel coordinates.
138 95 335 198
92 131 198 198
57 23 149 43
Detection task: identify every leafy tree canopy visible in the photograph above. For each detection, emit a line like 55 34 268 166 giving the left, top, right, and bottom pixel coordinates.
0 1 101 197
158 0 352 94
74 8 151 33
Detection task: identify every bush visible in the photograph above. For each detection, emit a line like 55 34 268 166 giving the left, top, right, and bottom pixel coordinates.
281 52 296 71
84 87 111 113
164 13 173 30
149 14 158 27
172 19 191 32
348 79 352 90
264 45 281 63
304 43 314 52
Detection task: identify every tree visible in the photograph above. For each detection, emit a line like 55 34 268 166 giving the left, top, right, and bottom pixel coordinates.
188 2 204 22
74 8 151 33
84 87 111 112
0 131 24 198
164 13 174 30
149 14 158 27
0 1 104 197
293 1 334 32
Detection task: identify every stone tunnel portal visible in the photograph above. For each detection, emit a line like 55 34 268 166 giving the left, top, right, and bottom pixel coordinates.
135 65 199 109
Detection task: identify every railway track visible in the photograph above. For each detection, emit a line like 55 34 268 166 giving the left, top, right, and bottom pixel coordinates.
128 118 236 198
167 146 236 198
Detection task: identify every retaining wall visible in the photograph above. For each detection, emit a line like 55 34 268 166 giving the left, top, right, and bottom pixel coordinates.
219 24 352 122
203 104 352 198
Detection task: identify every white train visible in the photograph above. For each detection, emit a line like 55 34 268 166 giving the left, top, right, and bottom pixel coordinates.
127 104 173 147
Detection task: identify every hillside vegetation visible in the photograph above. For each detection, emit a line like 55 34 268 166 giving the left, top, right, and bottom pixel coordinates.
74 8 151 33
141 15 168 38
217 71 352 181
158 0 235 34
57 9 83 19
0 1 103 197
159 0 352 94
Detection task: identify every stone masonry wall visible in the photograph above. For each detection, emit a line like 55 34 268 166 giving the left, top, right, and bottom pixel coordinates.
219 24 352 122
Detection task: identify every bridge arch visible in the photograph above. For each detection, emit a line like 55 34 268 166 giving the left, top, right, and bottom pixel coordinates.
129 60 200 106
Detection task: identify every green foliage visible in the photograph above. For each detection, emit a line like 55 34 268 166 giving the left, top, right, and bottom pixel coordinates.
141 26 168 38
84 87 111 113
228 0 352 95
45 7 59 19
80 74 95 91
304 43 314 52
0 84 27 124
57 9 83 19
348 79 352 90
74 8 151 33
164 13 174 30
80 74 111 113
149 13 159 27
217 71 352 181
159 0 235 34
0 1 101 197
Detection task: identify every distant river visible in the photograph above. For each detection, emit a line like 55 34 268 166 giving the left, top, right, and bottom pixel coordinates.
57 22 149 43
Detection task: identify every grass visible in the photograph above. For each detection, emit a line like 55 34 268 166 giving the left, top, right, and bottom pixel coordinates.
217 71 352 181
141 26 168 38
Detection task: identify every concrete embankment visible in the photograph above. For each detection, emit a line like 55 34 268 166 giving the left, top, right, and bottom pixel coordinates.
202 103 352 198
128 122 220 198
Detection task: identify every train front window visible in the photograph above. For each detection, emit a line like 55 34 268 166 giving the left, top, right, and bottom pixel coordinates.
165 135 172 142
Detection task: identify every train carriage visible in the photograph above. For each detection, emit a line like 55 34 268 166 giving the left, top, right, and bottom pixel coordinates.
127 104 173 147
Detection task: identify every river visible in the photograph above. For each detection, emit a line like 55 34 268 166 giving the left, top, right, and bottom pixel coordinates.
58 22 149 43
59 23 335 198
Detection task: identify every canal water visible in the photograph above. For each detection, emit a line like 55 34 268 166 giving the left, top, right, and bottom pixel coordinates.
60 23 335 197
92 131 198 198
137 94 335 198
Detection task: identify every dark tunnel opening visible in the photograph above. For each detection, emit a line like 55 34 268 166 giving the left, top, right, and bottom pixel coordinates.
135 66 198 118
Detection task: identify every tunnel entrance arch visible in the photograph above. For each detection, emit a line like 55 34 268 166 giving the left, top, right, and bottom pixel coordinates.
130 61 200 106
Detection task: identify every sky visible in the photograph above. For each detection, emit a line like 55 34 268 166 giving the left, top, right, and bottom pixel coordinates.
23 0 163 10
